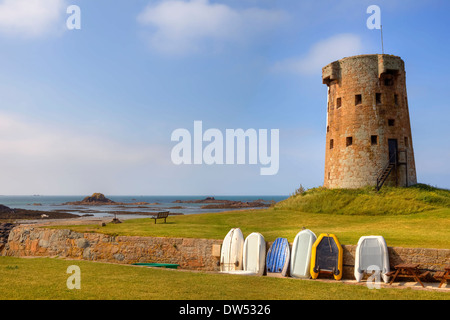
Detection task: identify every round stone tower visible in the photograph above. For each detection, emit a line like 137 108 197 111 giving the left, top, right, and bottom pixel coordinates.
322 54 417 189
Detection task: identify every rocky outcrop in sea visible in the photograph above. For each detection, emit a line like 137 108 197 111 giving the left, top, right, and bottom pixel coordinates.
62 193 152 206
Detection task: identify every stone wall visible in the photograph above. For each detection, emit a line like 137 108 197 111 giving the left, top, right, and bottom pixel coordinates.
2 226 449 280
2 226 222 271
0 223 16 252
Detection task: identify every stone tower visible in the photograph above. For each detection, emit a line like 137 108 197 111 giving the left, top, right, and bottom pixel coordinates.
322 54 417 189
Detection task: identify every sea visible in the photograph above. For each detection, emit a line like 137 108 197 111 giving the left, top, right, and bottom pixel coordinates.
0 195 288 220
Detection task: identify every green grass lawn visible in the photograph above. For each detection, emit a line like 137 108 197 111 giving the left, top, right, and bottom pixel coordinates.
0 256 448 300
52 207 450 249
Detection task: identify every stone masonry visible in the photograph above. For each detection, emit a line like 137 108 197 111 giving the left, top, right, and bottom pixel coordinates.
2 226 449 281
2 225 222 271
0 223 16 252
322 54 417 188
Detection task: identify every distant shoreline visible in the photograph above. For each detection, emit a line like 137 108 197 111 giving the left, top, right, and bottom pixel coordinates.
0 194 287 221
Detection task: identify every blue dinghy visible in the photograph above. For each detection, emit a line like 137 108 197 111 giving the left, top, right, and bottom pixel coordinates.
266 237 290 277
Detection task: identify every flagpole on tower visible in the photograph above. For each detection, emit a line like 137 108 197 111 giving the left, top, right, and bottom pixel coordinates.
380 24 384 54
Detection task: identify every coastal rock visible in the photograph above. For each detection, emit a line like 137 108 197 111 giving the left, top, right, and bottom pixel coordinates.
0 205 15 214
81 193 115 204
0 204 79 220
172 197 270 209
172 197 232 204
200 201 270 209
62 193 152 206
62 193 115 205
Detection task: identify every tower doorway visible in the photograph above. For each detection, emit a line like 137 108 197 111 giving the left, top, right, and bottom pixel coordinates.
388 139 398 164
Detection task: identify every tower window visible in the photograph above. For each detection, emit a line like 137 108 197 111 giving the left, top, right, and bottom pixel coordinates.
355 94 362 105
404 136 409 147
336 97 342 109
327 125 329 132
371 135 378 145
376 93 381 105
388 119 395 126
384 78 394 86
346 136 353 147
330 139 334 149
394 94 399 105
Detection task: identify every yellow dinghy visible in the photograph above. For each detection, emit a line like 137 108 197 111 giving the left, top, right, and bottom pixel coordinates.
310 233 343 280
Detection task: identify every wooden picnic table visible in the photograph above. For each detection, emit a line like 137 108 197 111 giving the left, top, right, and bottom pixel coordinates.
434 265 450 288
387 263 430 288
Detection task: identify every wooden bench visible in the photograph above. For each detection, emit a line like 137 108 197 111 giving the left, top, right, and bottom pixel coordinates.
150 211 169 224
434 271 445 279
434 265 450 288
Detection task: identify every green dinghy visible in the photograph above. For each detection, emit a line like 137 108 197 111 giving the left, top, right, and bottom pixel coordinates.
132 263 179 269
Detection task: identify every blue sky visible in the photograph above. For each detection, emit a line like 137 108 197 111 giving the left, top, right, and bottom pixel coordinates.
0 0 449 195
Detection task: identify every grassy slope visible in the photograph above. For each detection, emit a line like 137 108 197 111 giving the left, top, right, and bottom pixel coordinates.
0 256 447 300
275 184 450 215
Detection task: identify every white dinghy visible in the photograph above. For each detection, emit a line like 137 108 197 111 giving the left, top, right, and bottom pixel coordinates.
224 232 266 276
220 228 244 272
290 229 317 279
354 235 390 283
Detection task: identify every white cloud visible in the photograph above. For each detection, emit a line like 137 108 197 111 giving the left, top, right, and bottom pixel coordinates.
137 0 287 55
0 0 66 37
272 33 364 75
0 113 171 194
